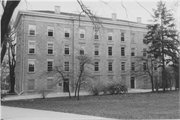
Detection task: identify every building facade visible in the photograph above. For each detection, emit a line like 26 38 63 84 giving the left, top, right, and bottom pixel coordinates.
14 6 157 94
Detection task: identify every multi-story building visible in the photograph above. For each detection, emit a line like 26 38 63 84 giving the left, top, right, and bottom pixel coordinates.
14 6 157 94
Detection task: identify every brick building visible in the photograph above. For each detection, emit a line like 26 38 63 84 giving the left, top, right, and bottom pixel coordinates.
14 6 158 94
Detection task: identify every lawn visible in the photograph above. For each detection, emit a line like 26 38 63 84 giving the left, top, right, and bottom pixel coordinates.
1 91 179 119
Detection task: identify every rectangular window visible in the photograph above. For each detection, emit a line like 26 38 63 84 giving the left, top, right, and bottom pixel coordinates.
28 41 36 54
64 62 70 71
28 79 35 91
94 30 99 40
154 63 157 70
79 29 85 39
131 48 135 56
47 60 53 71
108 61 113 71
108 32 112 40
131 33 135 43
131 62 135 71
47 26 54 37
121 47 125 56
121 62 125 71
108 46 112 56
80 49 84 55
94 62 99 71
121 32 125 41
143 48 146 57
47 43 54 54
143 62 147 70
79 61 84 71
94 46 99 56
64 28 70 38
64 45 70 55
28 59 35 72
47 78 53 90
29 25 36 36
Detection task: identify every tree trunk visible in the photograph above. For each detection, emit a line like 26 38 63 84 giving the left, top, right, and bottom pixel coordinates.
77 82 81 100
68 85 71 99
151 77 154 92
74 81 79 98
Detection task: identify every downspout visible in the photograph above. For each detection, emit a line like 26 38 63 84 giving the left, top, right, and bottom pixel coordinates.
71 18 75 92
19 12 25 95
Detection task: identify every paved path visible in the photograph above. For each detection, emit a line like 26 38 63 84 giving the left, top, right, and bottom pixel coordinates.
1 106 117 120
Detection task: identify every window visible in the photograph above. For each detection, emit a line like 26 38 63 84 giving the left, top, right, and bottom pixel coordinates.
79 61 84 71
28 41 36 54
47 26 54 37
121 32 125 41
143 62 147 70
121 47 125 56
28 59 35 72
29 25 36 36
131 48 135 56
143 48 146 57
79 45 85 55
94 46 99 56
108 32 113 40
131 33 135 43
79 29 85 39
94 30 99 40
47 78 53 90
131 62 135 71
108 61 113 71
94 62 99 71
28 79 35 91
64 62 70 71
108 46 112 56
121 62 125 71
80 49 84 55
47 43 54 54
64 45 70 55
47 60 53 71
154 63 157 70
64 28 70 38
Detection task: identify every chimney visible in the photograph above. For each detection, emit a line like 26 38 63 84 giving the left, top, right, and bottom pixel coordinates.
137 17 141 23
54 6 60 14
112 13 117 21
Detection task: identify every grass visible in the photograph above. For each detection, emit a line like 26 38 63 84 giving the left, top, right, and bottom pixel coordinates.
1 91 180 119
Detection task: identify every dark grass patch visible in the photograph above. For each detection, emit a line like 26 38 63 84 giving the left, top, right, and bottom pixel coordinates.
2 91 180 119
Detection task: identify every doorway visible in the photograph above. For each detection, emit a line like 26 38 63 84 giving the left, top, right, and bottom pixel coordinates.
63 79 69 92
131 77 135 89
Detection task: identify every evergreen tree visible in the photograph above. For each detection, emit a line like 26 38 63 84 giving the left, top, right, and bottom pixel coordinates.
144 1 179 92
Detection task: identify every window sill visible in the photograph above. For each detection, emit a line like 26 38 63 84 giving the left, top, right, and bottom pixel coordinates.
94 71 100 73
28 34 36 37
27 72 35 74
28 53 36 55
47 54 54 56
64 37 71 39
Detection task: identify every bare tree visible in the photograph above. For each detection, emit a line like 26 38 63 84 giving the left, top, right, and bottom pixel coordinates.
74 53 94 100
135 54 159 92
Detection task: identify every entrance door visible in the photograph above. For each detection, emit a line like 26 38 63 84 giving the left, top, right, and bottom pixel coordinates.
131 77 135 89
63 79 69 92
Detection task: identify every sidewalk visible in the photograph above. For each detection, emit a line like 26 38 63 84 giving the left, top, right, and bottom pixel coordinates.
1 106 117 120
2 89 152 101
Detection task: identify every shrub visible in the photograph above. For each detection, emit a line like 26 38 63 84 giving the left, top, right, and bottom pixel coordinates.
39 88 49 99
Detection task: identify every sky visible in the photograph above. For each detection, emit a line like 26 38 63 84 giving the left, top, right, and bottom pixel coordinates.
0 0 179 24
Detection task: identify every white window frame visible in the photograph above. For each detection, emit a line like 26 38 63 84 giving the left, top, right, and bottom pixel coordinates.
131 48 135 57
79 29 85 39
108 32 113 41
121 32 125 41
108 46 112 56
29 25 36 36
121 47 125 56
79 45 85 55
121 62 126 71
143 62 147 71
64 45 70 55
28 59 35 73
28 41 36 54
64 62 70 71
47 77 53 90
94 30 99 40
94 62 99 72
131 62 135 71
108 61 113 71
64 28 70 38
47 42 54 55
47 26 54 37
47 59 54 72
94 46 99 56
